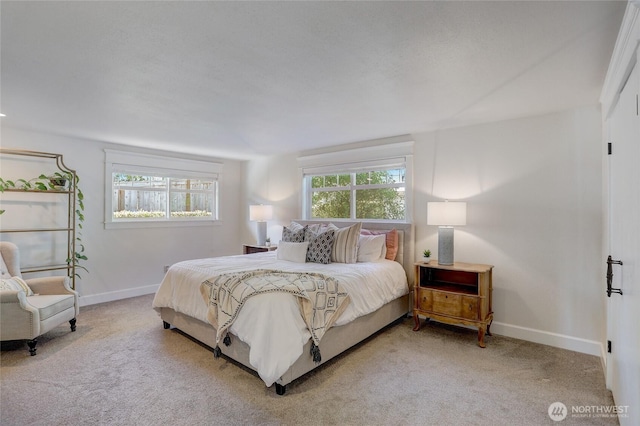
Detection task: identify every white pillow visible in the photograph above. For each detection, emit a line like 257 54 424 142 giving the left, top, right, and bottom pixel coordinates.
0 276 34 296
357 234 386 262
276 241 309 263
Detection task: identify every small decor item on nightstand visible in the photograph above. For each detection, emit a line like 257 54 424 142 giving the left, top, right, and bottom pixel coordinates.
422 249 431 263
265 237 271 248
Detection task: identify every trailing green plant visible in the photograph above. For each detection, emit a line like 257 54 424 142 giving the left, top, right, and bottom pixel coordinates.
0 173 68 191
0 177 17 192
0 172 88 279
72 173 87 279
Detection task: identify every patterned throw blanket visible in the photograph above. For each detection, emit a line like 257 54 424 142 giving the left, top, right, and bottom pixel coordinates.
199 269 350 363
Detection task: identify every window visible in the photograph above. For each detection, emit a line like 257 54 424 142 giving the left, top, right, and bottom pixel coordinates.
308 168 406 220
105 150 222 228
298 140 413 222
112 174 216 220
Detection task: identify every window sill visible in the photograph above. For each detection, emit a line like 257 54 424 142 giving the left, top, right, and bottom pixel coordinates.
104 220 220 230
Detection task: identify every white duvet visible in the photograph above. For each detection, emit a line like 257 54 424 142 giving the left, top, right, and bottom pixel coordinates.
152 251 408 386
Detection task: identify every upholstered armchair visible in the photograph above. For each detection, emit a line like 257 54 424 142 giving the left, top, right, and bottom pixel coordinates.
0 241 78 355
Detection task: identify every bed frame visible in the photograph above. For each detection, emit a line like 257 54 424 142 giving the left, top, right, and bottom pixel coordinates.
159 221 414 395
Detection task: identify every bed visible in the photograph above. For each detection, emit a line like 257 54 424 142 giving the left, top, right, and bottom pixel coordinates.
152 221 414 395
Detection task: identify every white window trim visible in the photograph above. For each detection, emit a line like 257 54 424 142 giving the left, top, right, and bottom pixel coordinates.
297 140 414 222
104 149 223 229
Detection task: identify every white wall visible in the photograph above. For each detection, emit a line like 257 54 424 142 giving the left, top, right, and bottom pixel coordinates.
242 153 301 245
1 127 244 305
244 105 605 355
2 104 605 354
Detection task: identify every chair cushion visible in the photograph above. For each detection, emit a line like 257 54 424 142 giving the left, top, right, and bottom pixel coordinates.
27 295 75 321
0 255 11 279
1 276 34 296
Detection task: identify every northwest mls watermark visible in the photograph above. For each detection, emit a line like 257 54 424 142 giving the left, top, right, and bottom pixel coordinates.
548 402 629 422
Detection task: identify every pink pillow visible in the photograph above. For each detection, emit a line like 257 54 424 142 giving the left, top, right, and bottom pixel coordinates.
361 229 398 261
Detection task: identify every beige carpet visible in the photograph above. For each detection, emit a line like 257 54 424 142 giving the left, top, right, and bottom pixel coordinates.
1 294 616 426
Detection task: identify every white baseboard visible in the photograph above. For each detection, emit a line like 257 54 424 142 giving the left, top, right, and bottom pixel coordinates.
600 341 609 374
491 321 604 358
78 284 160 307
78 289 607 363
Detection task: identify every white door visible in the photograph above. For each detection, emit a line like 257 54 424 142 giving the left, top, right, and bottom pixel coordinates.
606 59 639 425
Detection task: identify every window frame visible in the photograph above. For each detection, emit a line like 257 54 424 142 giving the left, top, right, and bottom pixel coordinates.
298 141 413 223
104 149 222 229
306 168 407 221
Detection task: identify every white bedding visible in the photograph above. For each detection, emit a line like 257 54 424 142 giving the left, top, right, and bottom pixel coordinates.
152 251 408 386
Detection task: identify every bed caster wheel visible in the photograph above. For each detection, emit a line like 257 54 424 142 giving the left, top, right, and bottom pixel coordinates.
163 321 170 329
275 384 286 395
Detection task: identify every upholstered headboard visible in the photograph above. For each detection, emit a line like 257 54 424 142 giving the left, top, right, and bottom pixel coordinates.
294 221 414 285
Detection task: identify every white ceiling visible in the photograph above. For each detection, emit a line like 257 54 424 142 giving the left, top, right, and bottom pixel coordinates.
0 1 626 160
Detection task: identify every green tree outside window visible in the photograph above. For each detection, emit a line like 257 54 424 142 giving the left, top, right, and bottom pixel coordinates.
310 169 405 220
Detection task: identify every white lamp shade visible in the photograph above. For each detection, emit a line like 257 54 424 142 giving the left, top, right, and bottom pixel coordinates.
427 201 467 226
249 204 273 222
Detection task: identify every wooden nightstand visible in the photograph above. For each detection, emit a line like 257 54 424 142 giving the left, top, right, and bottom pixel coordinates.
243 244 277 255
413 261 494 347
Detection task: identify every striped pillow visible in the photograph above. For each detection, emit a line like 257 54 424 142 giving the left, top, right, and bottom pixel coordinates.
1 276 34 296
328 222 362 264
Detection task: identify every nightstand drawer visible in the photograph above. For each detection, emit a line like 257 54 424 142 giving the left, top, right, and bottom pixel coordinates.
243 244 277 254
417 288 433 311
432 291 462 316
460 295 479 320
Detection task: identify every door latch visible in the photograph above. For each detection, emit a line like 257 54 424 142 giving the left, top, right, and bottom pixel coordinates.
606 255 623 297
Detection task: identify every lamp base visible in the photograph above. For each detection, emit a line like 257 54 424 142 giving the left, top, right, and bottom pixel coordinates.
438 226 454 265
256 221 267 246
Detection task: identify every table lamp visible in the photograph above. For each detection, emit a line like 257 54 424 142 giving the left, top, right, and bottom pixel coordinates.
427 201 466 265
249 204 273 246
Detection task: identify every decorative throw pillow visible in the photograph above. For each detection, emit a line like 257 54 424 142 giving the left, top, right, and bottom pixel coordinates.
361 228 399 261
0 276 34 296
327 222 362 264
282 223 307 243
304 228 335 264
306 223 331 234
289 221 304 231
357 234 387 262
276 241 309 263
